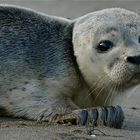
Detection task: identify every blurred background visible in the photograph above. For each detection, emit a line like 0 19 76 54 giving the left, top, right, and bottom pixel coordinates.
0 0 140 107
0 0 140 19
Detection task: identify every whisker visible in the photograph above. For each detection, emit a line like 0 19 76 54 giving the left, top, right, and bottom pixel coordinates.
84 76 107 101
109 78 120 105
109 83 117 105
104 79 115 105
104 88 112 106
94 86 105 104
89 75 110 105
109 80 122 105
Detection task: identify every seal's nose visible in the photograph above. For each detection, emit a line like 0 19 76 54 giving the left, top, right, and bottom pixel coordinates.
127 55 140 65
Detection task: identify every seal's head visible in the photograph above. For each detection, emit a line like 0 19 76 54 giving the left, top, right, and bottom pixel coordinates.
73 8 140 104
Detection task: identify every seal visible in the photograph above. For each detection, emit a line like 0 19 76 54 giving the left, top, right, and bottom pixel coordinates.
0 5 140 128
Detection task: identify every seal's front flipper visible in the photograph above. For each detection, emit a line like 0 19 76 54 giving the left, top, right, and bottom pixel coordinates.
106 105 124 128
78 105 124 129
56 105 124 129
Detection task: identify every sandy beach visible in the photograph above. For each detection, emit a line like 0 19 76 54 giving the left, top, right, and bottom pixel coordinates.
0 0 140 139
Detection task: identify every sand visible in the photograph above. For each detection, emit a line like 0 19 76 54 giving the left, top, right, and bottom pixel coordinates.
0 106 140 140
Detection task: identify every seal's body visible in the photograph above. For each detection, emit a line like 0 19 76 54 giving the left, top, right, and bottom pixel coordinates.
0 5 82 119
0 5 140 128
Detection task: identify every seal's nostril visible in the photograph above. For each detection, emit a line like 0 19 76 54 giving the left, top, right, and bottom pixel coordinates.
127 56 135 63
127 56 140 65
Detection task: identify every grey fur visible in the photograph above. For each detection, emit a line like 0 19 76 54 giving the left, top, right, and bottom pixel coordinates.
0 5 139 125
0 5 82 120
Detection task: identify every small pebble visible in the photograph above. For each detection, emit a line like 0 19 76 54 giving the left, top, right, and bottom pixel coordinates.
91 134 96 138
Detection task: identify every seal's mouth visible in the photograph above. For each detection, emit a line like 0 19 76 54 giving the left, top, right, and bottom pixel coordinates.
132 72 140 81
127 73 140 87
114 72 140 91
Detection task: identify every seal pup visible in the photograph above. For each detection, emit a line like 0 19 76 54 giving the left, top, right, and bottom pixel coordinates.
0 5 140 128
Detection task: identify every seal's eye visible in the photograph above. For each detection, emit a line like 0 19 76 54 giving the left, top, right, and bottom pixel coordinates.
96 40 113 53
